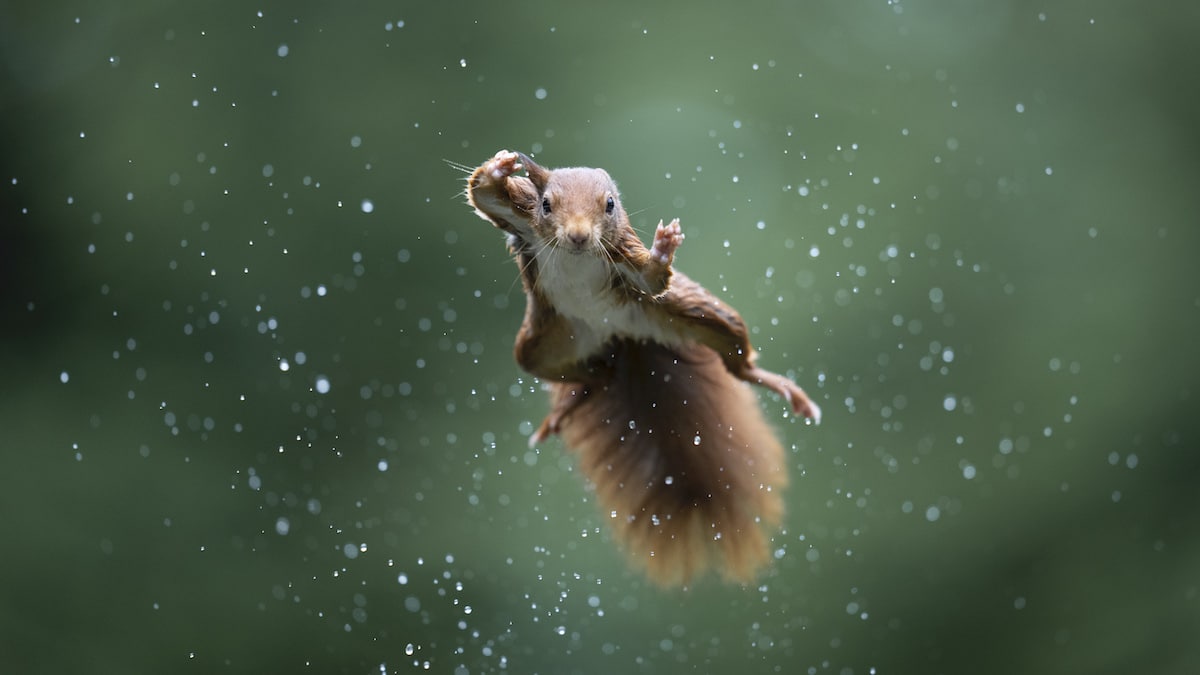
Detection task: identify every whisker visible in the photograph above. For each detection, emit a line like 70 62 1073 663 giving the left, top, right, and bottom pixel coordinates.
600 231 625 266
443 158 474 174
507 261 526 294
508 235 553 294
597 235 622 286
602 244 618 276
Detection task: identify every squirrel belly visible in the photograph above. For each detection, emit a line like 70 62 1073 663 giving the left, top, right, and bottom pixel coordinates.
547 338 787 586
535 245 688 359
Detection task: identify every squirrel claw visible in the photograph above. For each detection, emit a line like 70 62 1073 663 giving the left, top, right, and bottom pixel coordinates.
486 149 522 180
780 382 821 425
651 218 685 264
797 397 822 426
746 366 822 426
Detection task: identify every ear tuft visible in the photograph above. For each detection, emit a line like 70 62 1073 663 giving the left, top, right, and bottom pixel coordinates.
516 152 551 190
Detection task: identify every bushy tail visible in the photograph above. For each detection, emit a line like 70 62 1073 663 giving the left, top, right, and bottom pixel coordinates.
549 338 788 586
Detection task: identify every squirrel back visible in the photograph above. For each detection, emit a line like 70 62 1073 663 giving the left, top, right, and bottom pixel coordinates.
548 337 787 586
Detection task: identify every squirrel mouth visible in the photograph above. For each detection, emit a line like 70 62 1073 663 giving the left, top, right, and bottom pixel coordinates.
557 240 592 254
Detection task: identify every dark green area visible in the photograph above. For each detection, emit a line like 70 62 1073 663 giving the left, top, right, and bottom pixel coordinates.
2 2 1198 673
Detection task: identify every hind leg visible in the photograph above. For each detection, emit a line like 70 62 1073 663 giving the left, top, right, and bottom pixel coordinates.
665 275 821 424
530 383 590 447
738 364 822 424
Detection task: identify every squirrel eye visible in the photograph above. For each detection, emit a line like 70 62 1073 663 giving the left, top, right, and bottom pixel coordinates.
605 195 615 215
541 197 551 214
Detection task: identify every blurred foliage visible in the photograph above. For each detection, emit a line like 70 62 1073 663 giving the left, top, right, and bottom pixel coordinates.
2 1 1198 673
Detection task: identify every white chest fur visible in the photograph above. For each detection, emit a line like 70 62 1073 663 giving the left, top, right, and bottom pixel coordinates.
535 249 681 356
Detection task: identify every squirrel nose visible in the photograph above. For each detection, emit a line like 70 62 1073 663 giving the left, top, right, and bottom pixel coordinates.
564 227 590 247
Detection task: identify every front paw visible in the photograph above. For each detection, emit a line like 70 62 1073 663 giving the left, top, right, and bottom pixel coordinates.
650 218 685 264
482 149 523 182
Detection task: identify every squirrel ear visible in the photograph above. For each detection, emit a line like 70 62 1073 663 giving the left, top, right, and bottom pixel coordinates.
516 152 550 190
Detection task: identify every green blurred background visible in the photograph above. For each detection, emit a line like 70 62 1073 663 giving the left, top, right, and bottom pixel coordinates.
2 1 1198 673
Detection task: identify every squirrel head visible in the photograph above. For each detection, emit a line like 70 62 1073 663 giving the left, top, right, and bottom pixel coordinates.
517 152 629 253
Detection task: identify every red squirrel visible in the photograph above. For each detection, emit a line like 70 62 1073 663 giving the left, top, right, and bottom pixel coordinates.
465 150 821 585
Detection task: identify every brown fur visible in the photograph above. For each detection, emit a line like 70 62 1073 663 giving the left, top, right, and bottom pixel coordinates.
464 150 820 586
549 339 787 585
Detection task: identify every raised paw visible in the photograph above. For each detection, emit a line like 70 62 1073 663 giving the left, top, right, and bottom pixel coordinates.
483 149 523 181
650 218 685 264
